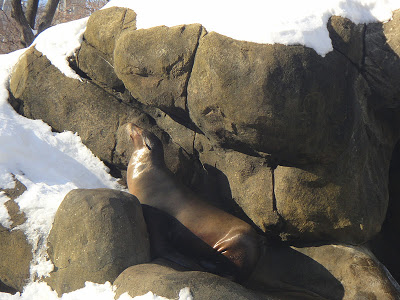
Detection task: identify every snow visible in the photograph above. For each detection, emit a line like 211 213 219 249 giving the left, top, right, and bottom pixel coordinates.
103 0 400 56
0 192 12 229
0 282 193 300
0 0 399 299
32 17 88 80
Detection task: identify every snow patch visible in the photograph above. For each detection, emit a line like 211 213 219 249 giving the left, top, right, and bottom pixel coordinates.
0 282 192 300
0 192 12 229
0 171 15 190
32 17 88 80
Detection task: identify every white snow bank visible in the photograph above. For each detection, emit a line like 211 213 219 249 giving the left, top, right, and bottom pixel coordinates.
104 0 400 56
0 282 192 300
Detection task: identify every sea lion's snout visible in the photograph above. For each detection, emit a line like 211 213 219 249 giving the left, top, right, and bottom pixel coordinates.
126 123 142 139
126 123 152 151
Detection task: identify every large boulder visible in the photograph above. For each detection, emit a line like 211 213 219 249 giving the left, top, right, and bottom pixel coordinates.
77 7 136 90
114 23 205 122
274 127 391 244
114 259 276 300
84 7 136 57
0 178 32 292
187 31 356 166
247 244 400 300
45 188 151 295
188 29 394 242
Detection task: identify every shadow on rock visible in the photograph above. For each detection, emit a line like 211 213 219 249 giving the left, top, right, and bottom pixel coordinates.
246 246 344 300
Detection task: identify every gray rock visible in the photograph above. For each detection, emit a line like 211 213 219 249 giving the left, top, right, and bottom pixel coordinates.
84 7 136 58
0 178 32 292
247 244 400 300
274 130 391 244
77 40 125 91
189 29 395 243
114 258 276 300
327 16 365 68
114 23 205 121
0 280 17 294
194 135 277 231
9 45 197 186
77 7 136 90
370 142 400 285
364 9 400 110
187 31 356 166
45 188 150 295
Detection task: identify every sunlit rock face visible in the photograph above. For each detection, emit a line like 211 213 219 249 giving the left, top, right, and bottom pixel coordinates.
45 189 150 295
6 7 400 298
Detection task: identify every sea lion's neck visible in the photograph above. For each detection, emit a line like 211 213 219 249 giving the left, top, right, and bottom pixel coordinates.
129 148 150 179
128 164 191 216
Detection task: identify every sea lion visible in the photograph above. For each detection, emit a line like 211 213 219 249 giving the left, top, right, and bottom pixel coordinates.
126 123 261 281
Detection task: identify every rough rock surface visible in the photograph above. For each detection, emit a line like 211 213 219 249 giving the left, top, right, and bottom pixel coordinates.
0 177 31 292
370 141 400 285
114 23 205 122
187 32 355 166
77 7 136 90
188 18 395 243
296 245 400 300
247 244 400 300
364 13 400 111
114 259 274 300
45 188 150 295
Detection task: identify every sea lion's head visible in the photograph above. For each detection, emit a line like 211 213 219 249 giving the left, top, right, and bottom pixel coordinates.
126 123 164 166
